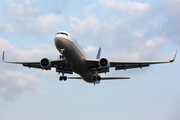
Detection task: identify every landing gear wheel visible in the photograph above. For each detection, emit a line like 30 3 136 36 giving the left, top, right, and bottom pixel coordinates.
93 76 96 81
97 76 101 81
64 76 67 81
59 55 64 59
59 76 63 81
59 76 67 81
93 76 101 81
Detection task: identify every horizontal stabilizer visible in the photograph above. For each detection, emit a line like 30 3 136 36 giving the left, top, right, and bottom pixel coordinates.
68 77 82 79
68 77 130 80
101 77 130 80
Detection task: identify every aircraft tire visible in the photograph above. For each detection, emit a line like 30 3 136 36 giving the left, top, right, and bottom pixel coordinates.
93 76 96 81
59 76 63 81
64 76 67 81
97 76 101 81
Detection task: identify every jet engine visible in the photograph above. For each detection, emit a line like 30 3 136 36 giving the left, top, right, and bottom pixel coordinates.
98 58 110 72
40 58 52 70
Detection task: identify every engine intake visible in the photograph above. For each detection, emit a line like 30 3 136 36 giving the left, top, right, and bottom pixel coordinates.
40 58 52 70
98 58 110 72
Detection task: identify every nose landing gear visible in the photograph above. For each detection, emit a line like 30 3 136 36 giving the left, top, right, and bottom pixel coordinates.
59 55 64 59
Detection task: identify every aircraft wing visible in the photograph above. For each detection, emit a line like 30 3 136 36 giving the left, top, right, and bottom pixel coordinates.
2 51 72 73
3 58 69 68
110 59 173 70
84 51 177 71
84 58 99 68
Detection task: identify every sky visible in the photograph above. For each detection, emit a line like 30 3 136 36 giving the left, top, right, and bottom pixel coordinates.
0 0 180 120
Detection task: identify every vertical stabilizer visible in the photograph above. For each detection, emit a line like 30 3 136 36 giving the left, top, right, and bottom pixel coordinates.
2 51 4 61
96 47 101 59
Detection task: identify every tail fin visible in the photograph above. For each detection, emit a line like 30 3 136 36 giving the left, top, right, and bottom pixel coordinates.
2 51 4 61
96 47 101 59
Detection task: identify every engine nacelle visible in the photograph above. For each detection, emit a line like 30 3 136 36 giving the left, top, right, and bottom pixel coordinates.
40 58 52 70
98 58 110 72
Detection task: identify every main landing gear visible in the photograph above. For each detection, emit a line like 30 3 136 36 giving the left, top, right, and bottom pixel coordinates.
93 68 101 81
59 76 67 81
59 71 67 81
93 68 101 85
93 76 101 86
58 66 67 81
93 76 101 81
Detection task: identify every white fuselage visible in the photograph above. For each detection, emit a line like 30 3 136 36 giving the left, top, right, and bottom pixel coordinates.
54 31 95 83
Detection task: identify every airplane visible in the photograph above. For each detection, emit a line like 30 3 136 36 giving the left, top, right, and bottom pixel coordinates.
2 31 177 85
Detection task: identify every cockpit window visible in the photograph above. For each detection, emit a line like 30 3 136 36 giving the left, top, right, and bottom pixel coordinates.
56 32 68 36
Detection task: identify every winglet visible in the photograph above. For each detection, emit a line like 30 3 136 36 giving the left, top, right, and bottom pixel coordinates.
170 51 177 62
96 47 101 59
2 51 5 62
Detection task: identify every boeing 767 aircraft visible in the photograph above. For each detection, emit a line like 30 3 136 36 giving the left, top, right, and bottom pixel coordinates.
2 31 177 85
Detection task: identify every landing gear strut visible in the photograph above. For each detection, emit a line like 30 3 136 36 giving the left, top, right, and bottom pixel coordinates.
58 48 65 59
93 68 101 81
57 49 67 81
59 66 67 81
93 69 101 85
